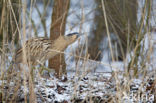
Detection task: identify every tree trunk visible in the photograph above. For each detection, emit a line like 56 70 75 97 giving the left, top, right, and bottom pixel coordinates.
88 0 137 61
105 0 138 60
88 0 106 61
49 0 70 78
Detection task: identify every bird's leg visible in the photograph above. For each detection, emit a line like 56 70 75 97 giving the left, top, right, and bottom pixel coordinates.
39 66 55 75
32 66 36 70
35 61 55 75
31 65 54 76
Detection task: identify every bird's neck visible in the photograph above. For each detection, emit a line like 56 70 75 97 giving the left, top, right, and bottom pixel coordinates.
53 36 68 51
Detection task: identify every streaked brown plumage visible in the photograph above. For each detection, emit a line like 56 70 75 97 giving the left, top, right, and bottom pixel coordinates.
14 32 80 65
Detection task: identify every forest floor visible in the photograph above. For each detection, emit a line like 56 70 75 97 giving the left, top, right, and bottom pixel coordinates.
5 69 155 103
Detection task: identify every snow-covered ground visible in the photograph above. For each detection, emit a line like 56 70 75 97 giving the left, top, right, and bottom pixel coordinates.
4 70 154 102
1 0 156 102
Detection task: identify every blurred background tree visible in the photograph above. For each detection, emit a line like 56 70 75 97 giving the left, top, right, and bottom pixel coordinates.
88 0 137 61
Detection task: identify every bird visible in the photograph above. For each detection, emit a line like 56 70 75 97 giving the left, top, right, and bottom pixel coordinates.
14 32 80 66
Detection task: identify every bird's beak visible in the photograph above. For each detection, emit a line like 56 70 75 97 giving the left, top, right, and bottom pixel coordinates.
77 34 80 38
77 33 84 38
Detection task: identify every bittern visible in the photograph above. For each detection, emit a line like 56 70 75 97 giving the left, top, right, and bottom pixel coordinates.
14 32 80 66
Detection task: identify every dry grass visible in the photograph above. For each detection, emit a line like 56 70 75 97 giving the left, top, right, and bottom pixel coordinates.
0 0 155 102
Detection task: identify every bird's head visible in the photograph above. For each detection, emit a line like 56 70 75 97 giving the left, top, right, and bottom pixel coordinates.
51 32 81 53
64 32 80 45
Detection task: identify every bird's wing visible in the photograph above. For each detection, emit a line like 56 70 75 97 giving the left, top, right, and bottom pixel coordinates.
15 37 53 64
